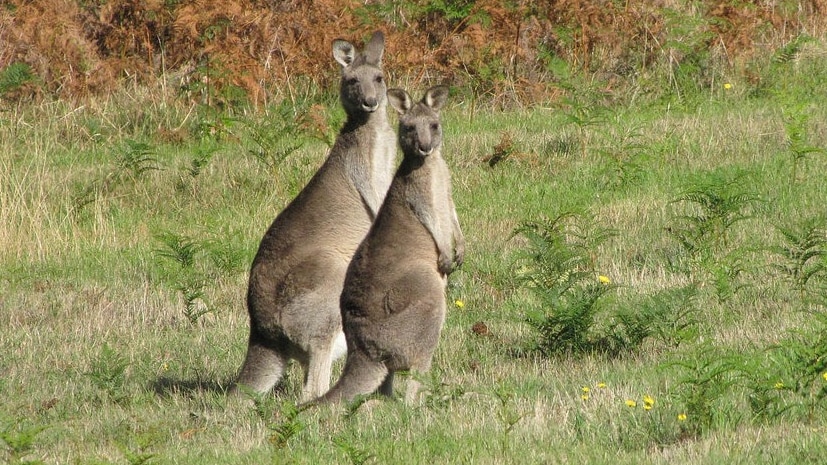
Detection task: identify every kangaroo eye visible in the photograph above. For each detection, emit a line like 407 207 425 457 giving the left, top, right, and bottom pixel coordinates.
375 75 383 83
430 123 439 131
346 77 358 86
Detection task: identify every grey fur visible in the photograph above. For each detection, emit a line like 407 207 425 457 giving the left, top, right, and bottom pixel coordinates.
232 31 396 401
311 85 465 405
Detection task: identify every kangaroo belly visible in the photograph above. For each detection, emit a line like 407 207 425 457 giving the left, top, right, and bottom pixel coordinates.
343 265 446 370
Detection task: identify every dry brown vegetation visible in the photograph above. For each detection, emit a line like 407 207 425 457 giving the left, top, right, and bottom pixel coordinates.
1 0 825 105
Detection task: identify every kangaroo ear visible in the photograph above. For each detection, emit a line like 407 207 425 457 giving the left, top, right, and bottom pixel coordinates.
363 30 385 66
332 39 356 68
423 85 449 112
387 88 412 115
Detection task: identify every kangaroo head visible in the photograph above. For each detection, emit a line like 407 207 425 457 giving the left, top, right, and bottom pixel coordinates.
387 85 449 158
332 31 386 115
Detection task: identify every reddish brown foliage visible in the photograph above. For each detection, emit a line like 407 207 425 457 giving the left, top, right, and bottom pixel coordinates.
2 0 113 98
0 0 824 104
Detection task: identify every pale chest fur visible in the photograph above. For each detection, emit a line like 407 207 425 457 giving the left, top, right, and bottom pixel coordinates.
341 115 397 218
427 157 454 244
404 153 454 251
370 121 397 203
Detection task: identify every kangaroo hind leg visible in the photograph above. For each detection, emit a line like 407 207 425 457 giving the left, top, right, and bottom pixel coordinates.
315 350 389 405
232 334 288 396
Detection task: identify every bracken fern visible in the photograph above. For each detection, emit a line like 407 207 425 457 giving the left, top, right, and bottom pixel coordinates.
768 216 827 294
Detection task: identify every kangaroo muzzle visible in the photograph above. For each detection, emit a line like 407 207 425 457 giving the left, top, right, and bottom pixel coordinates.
361 86 379 112
417 143 434 156
362 98 379 112
416 129 434 155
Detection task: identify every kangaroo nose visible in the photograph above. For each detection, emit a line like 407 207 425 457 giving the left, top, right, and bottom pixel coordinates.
362 97 378 112
417 142 433 155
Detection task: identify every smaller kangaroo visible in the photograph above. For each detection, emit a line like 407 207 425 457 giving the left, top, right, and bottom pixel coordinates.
232 31 396 401
311 85 465 405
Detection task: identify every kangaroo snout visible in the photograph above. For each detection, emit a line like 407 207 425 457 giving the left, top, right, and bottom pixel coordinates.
416 129 435 155
417 143 434 156
362 97 379 112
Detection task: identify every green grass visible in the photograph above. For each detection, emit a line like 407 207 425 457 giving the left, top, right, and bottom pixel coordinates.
2 40 827 464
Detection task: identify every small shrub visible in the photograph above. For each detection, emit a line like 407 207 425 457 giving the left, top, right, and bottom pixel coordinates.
768 216 827 294
118 140 160 179
782 105 825 183
116 426 161 465
155 232 203 269
187 141 219 179
513 216 696 354
333 436 375 465
513 212 624 355
256 397 305 450
71 139 161 214
0 416 49 464
595 122 649 189
240 102 305 177
154 232 214 325
608 284 700 351
764 312 827 423
772 34 815 64
86 344 130 405
491 383 531 439
664 346 743 437
666 172 762 301
526 282 615 355
667 173 761 255
0 62 38 99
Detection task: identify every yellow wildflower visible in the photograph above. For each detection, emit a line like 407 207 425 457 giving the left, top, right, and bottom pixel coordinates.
724 83 732 90
774 382 784 390
643 395 655 408
581 394 589 401
455 299 465 308
598 275 611 284
678 413 687 421
823 372 827 382
597 382 607 389
582 386 590 394
625 399 637 408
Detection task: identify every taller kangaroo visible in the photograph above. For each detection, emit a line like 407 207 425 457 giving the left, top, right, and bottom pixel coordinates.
233 31 396 401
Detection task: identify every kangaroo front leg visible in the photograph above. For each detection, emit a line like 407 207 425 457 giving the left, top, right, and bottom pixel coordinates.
450 199 465 268
417 208 455 275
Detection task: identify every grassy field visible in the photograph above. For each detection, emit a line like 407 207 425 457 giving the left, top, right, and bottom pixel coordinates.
2 40 827 463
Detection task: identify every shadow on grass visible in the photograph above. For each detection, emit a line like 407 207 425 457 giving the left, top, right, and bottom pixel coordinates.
149 375 292 398
150 376 230 397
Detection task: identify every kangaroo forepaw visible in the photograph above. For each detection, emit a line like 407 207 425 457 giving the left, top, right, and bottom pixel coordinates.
438 253 454 275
